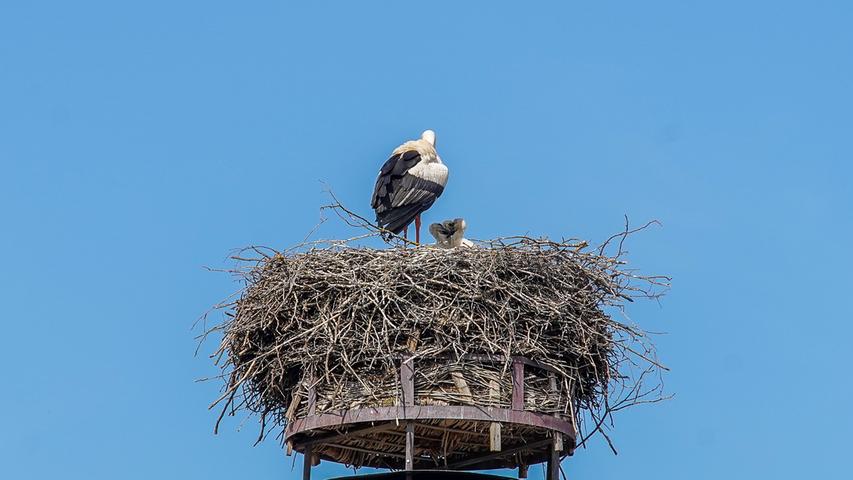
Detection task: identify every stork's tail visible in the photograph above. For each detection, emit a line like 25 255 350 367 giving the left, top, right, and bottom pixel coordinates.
376 204 423 240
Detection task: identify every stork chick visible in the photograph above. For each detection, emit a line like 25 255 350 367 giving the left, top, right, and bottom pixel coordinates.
429 218 473 248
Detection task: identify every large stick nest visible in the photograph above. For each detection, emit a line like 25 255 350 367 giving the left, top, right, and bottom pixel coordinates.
204 204 669 459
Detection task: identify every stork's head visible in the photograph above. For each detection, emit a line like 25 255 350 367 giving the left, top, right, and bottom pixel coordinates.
421 130 436 146
455 218 467 232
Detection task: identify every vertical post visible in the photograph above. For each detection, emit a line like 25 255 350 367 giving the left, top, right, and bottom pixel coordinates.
401 355 415 407
402 357 415 473
549 372 565 455
302 447 312 480
405 422 415 471
489 422 502 452
489 379 501 451
511 357 525 411
567 377 577 438
546 437 561 480
302 372 315 480
306 370 317 416
518 463 528 479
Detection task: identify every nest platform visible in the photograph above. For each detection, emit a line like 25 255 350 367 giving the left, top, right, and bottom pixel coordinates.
210 235 666 479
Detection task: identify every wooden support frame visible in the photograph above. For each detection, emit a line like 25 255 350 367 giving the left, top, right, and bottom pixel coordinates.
288 354 577 473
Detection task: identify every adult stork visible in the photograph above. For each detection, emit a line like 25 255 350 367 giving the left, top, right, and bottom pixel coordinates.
371 130 448 243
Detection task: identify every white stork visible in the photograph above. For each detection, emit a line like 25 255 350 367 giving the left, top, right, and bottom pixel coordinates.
429 218 474 248
371 130 449 243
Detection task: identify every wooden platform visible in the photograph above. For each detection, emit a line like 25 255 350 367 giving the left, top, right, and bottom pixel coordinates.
287 356 575 480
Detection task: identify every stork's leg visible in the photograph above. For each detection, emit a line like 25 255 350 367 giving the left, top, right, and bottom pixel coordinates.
415 215 421 245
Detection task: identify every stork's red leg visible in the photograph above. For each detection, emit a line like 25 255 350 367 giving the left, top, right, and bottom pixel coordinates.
415 215 421 245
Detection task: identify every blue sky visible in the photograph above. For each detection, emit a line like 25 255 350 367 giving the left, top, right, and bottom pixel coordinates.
2 1 851 479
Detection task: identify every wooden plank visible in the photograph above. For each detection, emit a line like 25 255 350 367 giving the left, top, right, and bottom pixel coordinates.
285 405 577 441
489 422 501 452
405 422 415 471
451 371 473 401
514 356 561 375
326 443 407 460
285 389 303 422
416 423 525 441
407 331 419 352
446 438 552 469
401 357 415 407
458 354 561 375
518 464 528 479
300 422 395 448
511 358 525 411
417 423 488 437
553 433 564 452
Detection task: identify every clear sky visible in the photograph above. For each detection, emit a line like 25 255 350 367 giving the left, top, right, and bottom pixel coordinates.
2 1 852 479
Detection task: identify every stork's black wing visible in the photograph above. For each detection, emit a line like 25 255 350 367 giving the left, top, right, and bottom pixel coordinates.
371 150 444 235
371 150 421 210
